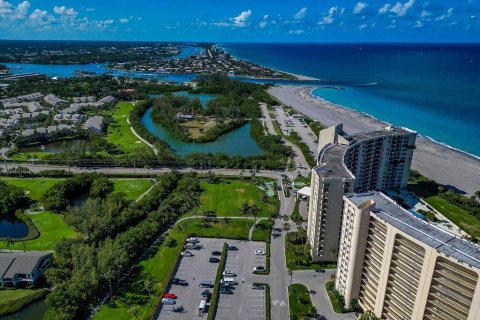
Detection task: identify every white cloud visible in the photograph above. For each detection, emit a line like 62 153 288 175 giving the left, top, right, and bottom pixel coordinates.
53 6 77 16
0 0 30 19
84 8 95 12
232 9 252 27
378 3 391 14
293 7 307 20
28 8 55 25
353 2 368 14
420 10 431 18
258 14 268 28
359 23 368 30
288 29 304 35
103 19 114 25
414 20 423 27
318 6 338 25
435 8 453 21
119 18 129 23
390 0 415 17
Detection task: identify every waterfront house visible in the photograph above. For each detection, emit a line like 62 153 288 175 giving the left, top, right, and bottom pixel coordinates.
82 116 104 133
0 251 53 287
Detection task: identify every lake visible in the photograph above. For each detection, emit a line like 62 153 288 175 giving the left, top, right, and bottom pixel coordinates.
142 108 264 157
149 91 219 109
0 217 28 239
0 299 45 320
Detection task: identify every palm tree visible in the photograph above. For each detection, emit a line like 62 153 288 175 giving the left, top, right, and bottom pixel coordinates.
249 204 260 225
4 239 15 252
239 201 250 236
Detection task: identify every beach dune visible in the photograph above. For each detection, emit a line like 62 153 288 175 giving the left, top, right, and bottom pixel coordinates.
268 85 480 195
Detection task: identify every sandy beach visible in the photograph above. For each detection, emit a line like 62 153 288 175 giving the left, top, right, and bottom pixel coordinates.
268 85 480 195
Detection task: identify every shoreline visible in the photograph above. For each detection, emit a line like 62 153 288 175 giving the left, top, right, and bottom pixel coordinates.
268 85 480 195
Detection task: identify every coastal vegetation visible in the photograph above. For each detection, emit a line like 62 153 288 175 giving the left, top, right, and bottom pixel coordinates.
408 171 480 240
325 281 353 314
0 181 30 216
288 284 316 320
285 230 336 270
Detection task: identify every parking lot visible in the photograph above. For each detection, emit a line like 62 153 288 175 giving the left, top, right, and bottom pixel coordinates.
157 238 267 320
157 238 224 320
215 240 266 320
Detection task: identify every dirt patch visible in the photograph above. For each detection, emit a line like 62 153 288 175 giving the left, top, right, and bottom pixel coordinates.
236 188 245 193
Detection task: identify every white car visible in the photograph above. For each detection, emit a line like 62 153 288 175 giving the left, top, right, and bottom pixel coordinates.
255 250 266 255
253 266 265 272
181 251 193 257
161 298 176 305
223 270 236 277
186 237 198 243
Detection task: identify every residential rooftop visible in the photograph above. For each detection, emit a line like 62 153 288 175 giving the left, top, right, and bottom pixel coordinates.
346 192 480 269
347 126 416 143
315 143 353 179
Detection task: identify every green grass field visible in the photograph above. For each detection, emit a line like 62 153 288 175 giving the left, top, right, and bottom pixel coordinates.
112 179 152 201
0 177 151 202
199 180 277 217
9 151 54 161
0 212 77 251
0 289 47 316
424 196 480 238
288 284 315 320
0 177 64 200
251 219 274 242
95 218 253 320
107 101 149 154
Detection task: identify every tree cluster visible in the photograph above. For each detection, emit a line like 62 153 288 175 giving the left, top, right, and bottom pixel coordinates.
44 172 202 320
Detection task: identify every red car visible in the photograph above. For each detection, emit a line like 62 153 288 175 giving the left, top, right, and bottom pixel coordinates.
163 293 177 299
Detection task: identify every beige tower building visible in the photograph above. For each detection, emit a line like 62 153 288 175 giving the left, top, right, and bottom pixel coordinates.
336 192 480 320
307 124 417 262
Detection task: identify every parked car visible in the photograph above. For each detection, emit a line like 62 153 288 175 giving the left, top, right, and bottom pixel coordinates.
184 243 200 250
186 237 198 243
201 289 211 298
251 283 265 290
211 250 222 256
227 245 238 251
209 257 220 263
255 250 266 255
253 266 265 272
172 306 184 312
181 251 193 257
222 270 236 277
161 298 176 305
172 278 188 286
220 287 233 294
163 293 177 299
199 280 214 288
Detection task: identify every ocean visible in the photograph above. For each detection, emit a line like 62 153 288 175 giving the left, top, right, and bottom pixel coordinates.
221 43 480 157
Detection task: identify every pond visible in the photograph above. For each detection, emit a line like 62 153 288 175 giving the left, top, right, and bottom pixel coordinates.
148 91 219 109
142 108 264 157
16 140 92 156
0 217 28 239
0 299 46 320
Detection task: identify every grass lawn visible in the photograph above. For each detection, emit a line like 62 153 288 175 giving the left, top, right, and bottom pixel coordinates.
0 289 47 316
325 281 351 313
107 101 149 154
252 219 274 242
424 195 480 238
285 232 336 270
0 177 65 200
199 180 277 218
1 177 151 202
9 151 54 161
95 217 253 319
0 212 76 251
112 179 152 201
288 283 315 320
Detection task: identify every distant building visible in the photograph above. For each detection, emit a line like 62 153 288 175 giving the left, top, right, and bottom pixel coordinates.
98 96 116 104
0 251 53 286
44 94 67 106
307 124 417 262
82 116 104 133
336 192 480 320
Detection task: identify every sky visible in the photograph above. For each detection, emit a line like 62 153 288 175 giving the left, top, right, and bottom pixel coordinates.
0 0 478 42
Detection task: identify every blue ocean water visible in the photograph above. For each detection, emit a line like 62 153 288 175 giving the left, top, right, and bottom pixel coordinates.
221 43 480 157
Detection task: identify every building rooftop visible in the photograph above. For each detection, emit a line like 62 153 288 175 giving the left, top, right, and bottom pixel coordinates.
0 251 52 279
346 192 480 269
347 126 416 143
315 143 354 179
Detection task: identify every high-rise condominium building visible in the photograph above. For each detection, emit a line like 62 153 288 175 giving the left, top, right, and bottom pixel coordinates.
336 192 480 320
307 124 416 261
